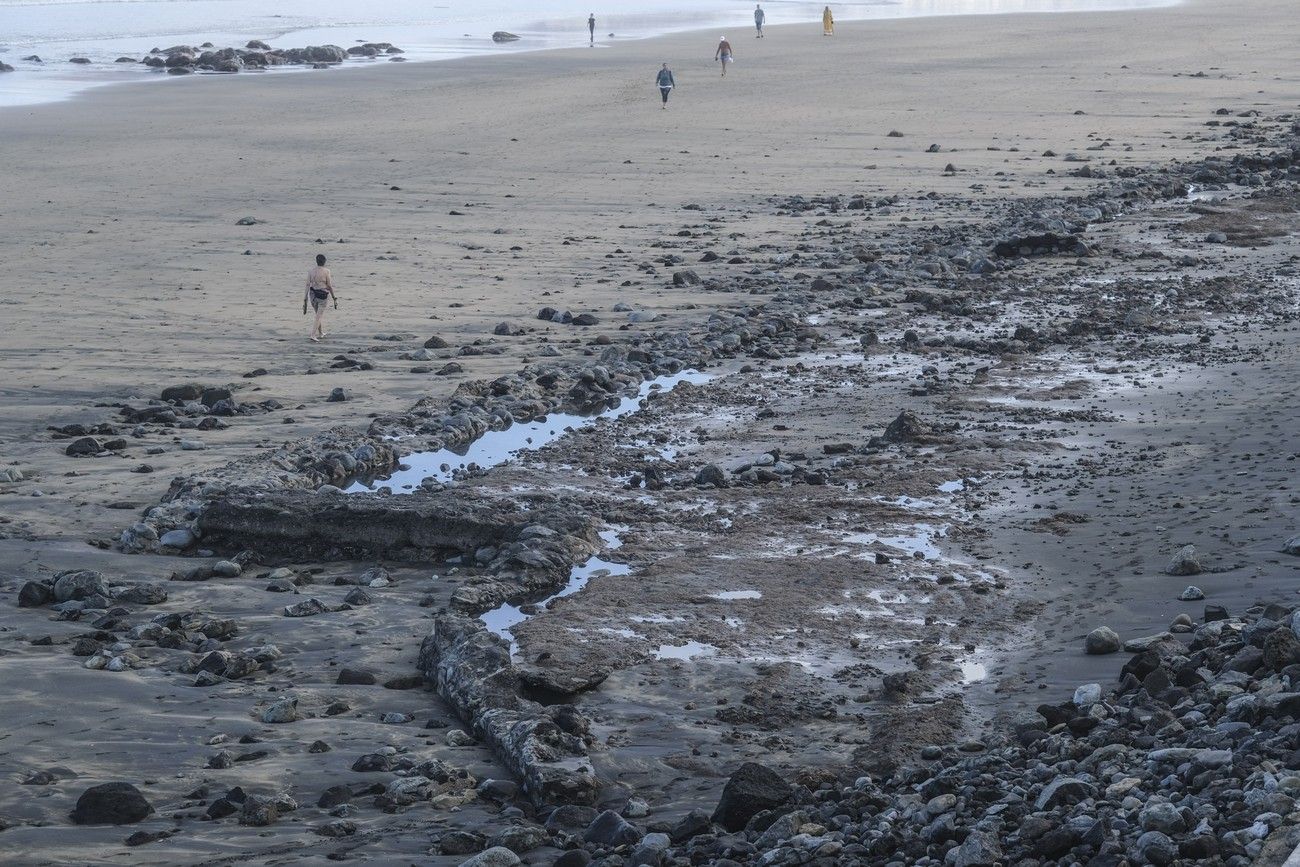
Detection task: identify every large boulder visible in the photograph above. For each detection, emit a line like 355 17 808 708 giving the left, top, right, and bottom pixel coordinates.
584 810 642 847
1263 627 1300 671
492 32 521 43
53 569 110 602
882 410 930 443
161 383 203 402
1084 626 1121 655
70 782 154 824
710 762 793 832
1165 545 1201 576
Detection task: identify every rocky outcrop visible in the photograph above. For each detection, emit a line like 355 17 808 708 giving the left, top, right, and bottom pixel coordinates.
420 615 599 807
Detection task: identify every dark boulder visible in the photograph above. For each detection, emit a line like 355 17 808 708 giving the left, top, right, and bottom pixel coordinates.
70 782 154 825
710 763 793 832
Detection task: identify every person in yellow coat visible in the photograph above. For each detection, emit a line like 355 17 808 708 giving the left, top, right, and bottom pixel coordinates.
822 6 834 35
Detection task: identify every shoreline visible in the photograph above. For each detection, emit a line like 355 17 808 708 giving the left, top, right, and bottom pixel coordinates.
0 0 1186 112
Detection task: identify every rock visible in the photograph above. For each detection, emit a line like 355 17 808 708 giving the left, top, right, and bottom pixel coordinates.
445 729 476 747
343 587 373 606
239 794 280 826
488 824 547 853
0 62 13 73
1166 544 1201 576
1179 585 1205 601
64 435 106 456
1136 830 1177 865
1283 534 1300 556
954 829 1002 866
327 387 348 402
116 583 168 605
695 464 728 488
424 335 450 349
161 383 203 402
1073 682 1101 707
1085 626 1121 655
179 439 206 451
584 809 643 847
70 783 154 825
439 830 486 855
212 560 242 577
283 598 327 617
1035 776 1095 810
546 804 600 833
710 762 793 832
336 668 376 685
672 270 701 286
491 32 521 43
1263 627 1300 671
53 570 109 602
18 581 53 608
159 528 196 549
261 697 300 724
458 847 521 867
882 410 929 443
1139 801 1187 835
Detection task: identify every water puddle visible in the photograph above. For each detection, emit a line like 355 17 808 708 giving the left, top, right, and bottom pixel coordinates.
959 658 989 684
347 370 711 493
1185 183 1239 202
630 613 685 624
653 640 719 661
878 494 943 511
711 590 762 600
843 524 948 560
480 529 629 658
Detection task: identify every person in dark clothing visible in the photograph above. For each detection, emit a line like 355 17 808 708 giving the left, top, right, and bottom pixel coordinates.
655 63 675 108
588 14 596 45
714 36 733 77
754 5 765 38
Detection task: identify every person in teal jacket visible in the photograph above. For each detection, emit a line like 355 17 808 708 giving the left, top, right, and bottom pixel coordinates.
656 63 675 108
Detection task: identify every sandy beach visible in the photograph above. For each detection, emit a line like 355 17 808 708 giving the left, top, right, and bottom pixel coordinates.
3 0 1300 863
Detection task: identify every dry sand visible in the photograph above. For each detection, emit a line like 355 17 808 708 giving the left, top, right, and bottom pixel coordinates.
2 0 1300 863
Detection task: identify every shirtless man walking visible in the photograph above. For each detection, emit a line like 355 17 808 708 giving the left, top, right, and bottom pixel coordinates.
303 253 338 341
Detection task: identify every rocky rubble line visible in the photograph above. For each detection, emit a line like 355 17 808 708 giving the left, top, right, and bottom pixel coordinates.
116 309 817 555
424 594 1300 867
14 40 408 75
197 485 610 806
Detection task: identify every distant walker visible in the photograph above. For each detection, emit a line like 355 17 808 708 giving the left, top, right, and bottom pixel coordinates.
755 4 765 38
656 63 676 108
304 253 338 342
823 6 834 36
715 36 733 77
588 13 596 45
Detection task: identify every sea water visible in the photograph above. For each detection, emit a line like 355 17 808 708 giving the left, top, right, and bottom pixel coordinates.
1 0 1180 108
